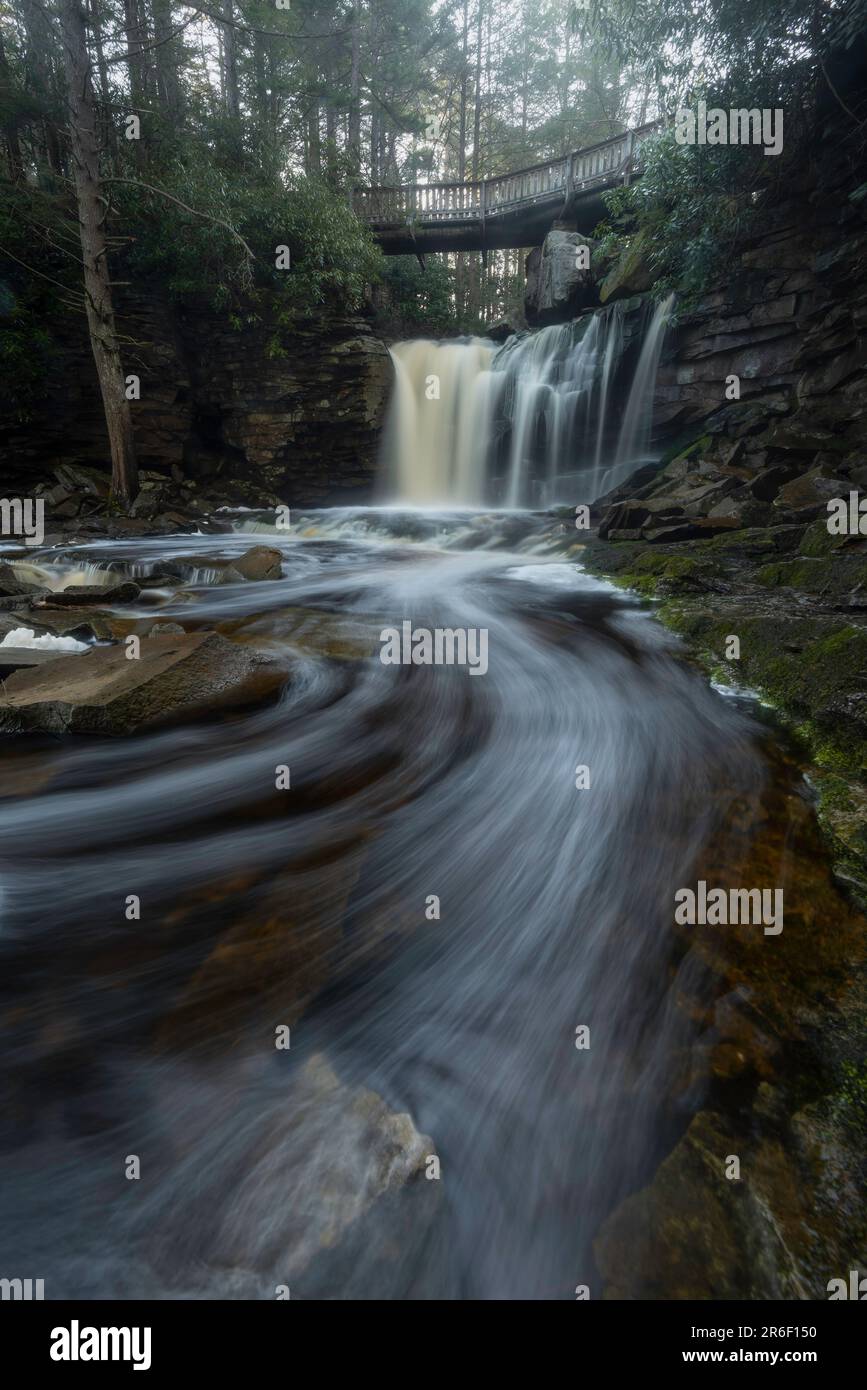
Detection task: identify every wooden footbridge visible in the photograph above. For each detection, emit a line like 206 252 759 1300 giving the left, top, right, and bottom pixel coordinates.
352 122 660 256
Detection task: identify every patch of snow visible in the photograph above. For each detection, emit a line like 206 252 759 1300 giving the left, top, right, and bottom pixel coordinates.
0 627 89 653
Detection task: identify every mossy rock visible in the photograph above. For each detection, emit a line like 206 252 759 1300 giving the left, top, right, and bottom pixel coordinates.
599 231 655 304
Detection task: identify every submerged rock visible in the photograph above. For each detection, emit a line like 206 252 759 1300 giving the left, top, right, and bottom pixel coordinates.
142 1052 436 1293
0 631 283 734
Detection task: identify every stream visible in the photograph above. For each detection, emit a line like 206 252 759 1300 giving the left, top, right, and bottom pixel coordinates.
0 506 796 1299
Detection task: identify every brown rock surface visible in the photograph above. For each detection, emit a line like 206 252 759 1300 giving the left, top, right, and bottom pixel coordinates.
0 631 283 734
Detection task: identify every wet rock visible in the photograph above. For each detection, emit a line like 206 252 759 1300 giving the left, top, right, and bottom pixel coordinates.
31 582 141 606
11 606 119 641
643 517 739 543
0 647 80 676
225 545 283 582
157 854 365 1054
598 500 651 538
707 487 772 528
0 563 42 598
773 467 850 520
272 1053 434 1280
0 631 283 735
594 1109 809 1299
486 318 516 343
153 1052 436 1288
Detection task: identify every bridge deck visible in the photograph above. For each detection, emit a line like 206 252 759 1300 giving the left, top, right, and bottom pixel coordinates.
352 123 659 254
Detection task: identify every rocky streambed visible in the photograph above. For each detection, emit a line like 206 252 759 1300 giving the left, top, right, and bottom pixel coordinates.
538 438 867 1299
0 507 864 1299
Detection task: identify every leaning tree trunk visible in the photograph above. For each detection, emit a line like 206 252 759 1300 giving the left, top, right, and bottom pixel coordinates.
60 0 138 507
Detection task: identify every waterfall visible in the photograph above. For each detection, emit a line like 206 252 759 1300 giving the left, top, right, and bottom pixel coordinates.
380 338 499 503
380 296 674 507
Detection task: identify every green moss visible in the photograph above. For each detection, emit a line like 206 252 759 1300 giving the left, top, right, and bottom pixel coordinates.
755 558 828 589
830 1061 867 1136
666 434 713 468
799 518 846 558
605 549 717 595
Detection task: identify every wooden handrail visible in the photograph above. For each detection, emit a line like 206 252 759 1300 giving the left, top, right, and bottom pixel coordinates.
352 121 661 226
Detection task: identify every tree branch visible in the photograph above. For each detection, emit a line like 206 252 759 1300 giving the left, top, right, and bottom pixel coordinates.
102 177 257 262
178 2 350 42
104 10 204 66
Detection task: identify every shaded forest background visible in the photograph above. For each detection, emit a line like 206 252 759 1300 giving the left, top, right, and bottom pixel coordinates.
0 0 865 499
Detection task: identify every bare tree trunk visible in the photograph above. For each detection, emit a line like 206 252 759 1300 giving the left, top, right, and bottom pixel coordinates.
458 0 468 181
0 33 23 179
21 0 64 174
348 0 361 176
324 81 337 180
222 0 241 121
152 0 182 118
471 0 483 181
307 102 321 174
369 106 378 182
88 0 111 103
122 0 147 107
60 0 138 508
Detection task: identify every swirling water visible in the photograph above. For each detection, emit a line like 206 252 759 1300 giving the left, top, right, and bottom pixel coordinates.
0 508 787 1298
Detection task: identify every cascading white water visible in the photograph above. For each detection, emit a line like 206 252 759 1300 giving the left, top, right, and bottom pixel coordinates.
380 296 674 507
381 338 500 503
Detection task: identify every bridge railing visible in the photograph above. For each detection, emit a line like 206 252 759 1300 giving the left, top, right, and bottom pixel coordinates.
352 122 661 227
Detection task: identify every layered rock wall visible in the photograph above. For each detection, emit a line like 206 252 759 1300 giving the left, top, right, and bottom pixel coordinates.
0 289 392 507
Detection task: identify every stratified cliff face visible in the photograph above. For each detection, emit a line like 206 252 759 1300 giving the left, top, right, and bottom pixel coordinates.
565 114 867 1304
0 289 393 508
523 112 866 477
654 136 867 466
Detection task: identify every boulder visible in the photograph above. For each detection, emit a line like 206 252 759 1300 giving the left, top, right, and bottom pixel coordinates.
749 465 794 502
225 545 283 582
485 318 515 343
270 1054 434 1281
149 1052 436 1288
0 631 283 735
524 230 596 325
52 463 111 498
773 468 850 520
708 487 772 528
598 500 652 538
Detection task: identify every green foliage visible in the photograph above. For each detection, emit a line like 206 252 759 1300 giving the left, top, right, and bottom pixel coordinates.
0 295 59 422
380 255 462 335
596 129 762 310
115 163 384 317
0 186 77 421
